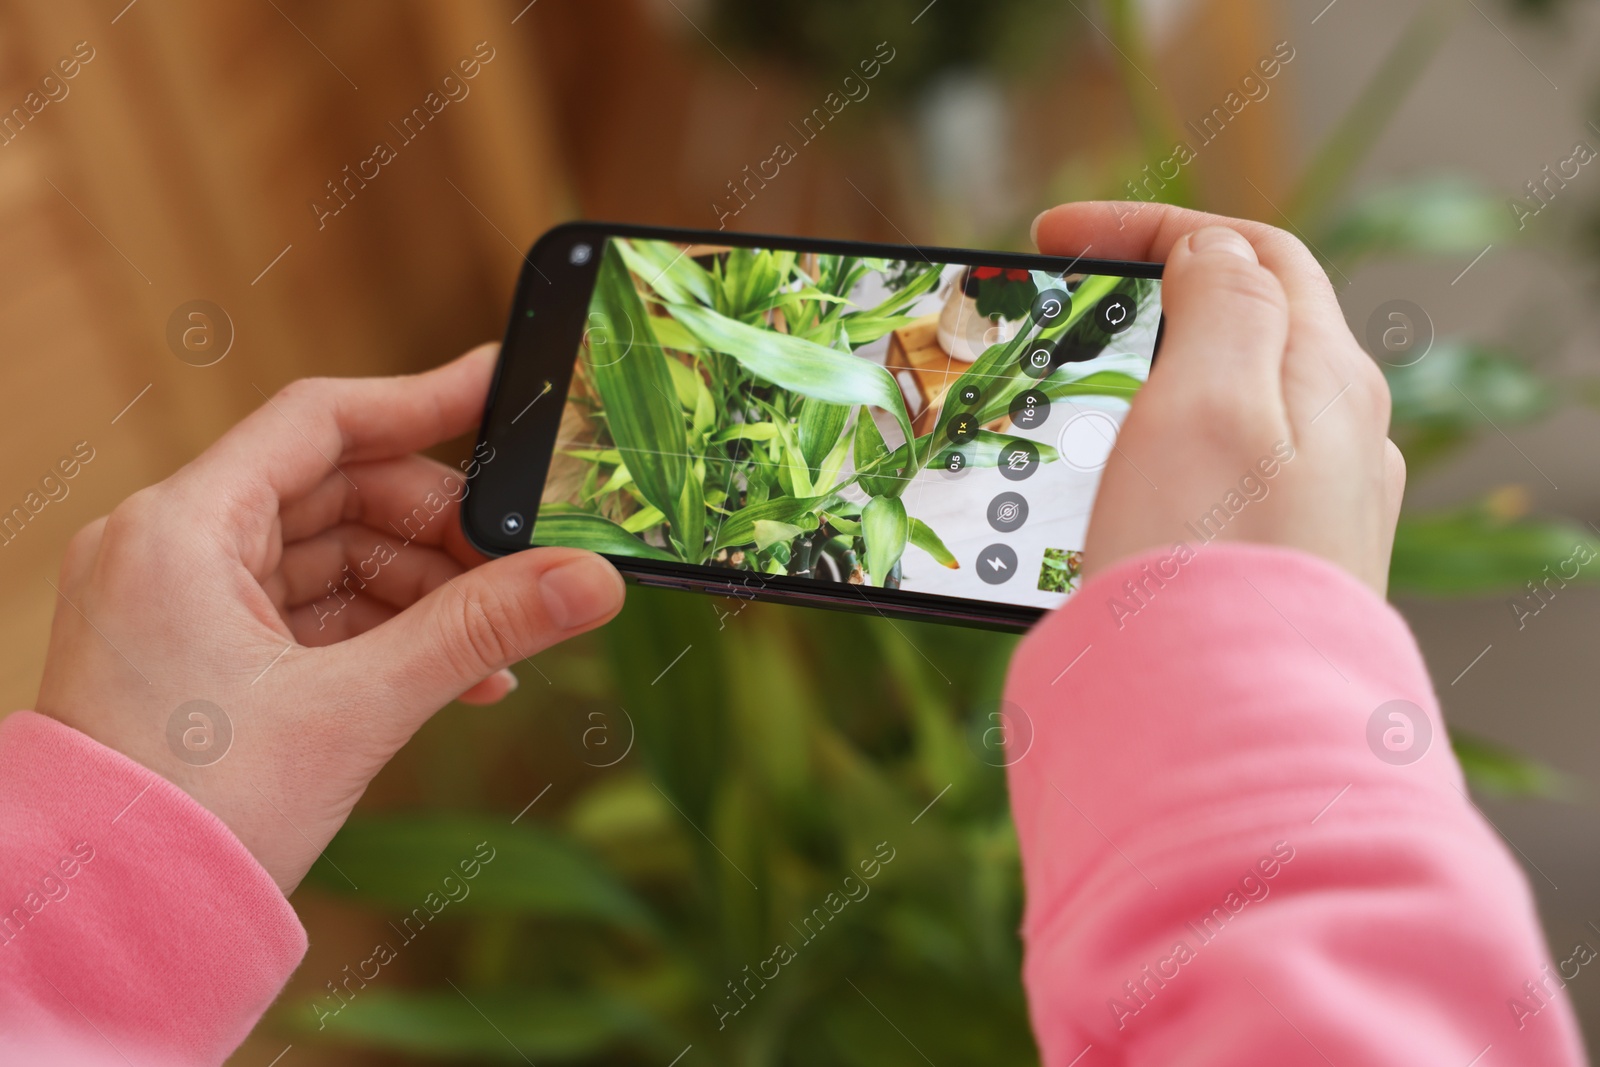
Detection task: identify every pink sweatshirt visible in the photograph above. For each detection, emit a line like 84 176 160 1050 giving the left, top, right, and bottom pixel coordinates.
0 545 1588 1064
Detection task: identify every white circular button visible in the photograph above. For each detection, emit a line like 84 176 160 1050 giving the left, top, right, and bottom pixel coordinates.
1057 410 1120 472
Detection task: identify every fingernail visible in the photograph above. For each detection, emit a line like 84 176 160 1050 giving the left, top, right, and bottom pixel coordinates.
1187 226 1257 262
1030 210 1048 248
498 668 519 694
540 556 623 629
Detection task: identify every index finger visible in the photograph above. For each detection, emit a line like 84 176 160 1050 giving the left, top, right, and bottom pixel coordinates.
1033 201 1347 334
181 343 500 508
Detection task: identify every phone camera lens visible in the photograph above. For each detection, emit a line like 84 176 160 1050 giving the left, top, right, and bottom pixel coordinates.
500 512 525 536
569 243 593 265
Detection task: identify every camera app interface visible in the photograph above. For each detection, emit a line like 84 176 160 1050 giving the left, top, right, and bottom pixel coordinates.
534 237 1161 610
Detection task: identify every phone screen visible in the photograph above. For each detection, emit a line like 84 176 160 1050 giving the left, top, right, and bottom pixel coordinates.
520 233 1162 618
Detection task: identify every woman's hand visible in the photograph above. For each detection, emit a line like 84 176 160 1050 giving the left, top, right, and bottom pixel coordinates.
34 345 625 893
1034 202 1406 594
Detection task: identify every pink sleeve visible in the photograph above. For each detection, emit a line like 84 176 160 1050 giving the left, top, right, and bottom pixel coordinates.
1005 543 1588 1066
0 710 306 1066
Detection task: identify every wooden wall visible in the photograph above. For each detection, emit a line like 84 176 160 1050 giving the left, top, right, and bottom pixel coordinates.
0 0 568 711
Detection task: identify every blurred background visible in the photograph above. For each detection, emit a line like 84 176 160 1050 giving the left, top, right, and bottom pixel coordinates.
2 0 1599 1062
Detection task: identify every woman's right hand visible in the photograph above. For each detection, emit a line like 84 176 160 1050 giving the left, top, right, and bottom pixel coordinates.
1033 202 1405 595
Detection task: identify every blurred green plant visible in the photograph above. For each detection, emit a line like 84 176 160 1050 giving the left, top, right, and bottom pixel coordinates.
1453 732 1577 798
294 590 1031 1064
707 0 1072 102
1389 489 1600 597
1384 342 1553 468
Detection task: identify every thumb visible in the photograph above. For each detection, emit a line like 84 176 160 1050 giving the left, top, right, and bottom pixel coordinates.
1149 225 1290 418
343 547 625 724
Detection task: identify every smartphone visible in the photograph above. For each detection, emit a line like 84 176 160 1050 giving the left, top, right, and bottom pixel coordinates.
463 221 1163 631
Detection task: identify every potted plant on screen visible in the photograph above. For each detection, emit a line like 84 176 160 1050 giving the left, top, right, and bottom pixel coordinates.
936 266 1040 363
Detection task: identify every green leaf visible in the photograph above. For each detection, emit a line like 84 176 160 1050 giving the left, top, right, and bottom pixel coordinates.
749 397 816 497
671 458 707 562
619 505 664 534
666 302 917 464
294 987 659 1061
532 512 678 561
849 261 942 321
822 511 861 535
841 314 921 346
613 237 715 306
1453 731 1573 799
1385 343 1553 468
718 246 799 321
600 585 731 830
311 815 655 929
564 773 673 845
1320 175 1518 265
691 382 716 438
862 495 909 587
662 356 704 410
1389 500 1600 597
587 243 694 549
974 274 1038 321
710 422 780 444
562 448 622 465
1038 366 1145 400
713 494 836 551
586 461 633 501
644 313 703 356
798 397 852 472
854 408 906 499
814 421 856 492
925 430 1062 473
772 285 852 309
970 367 1148 429
753 519 808 551
908 517 958 568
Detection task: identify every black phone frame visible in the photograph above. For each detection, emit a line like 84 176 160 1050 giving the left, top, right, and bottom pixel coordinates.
463 220 1164 632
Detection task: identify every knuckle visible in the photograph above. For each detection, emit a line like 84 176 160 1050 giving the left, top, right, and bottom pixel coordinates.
1387 439 1408 494
59 515 107 581
1351 352 1392 425
1253 223 1338 292
1255 220 1301 251
1150 387 1277 455
1183 386 1241 428
65 514 106 554
1208 257 1289 319
1194 392 1279 451
1256 221 1310 261
94 487 178 591
103 485 166 542
450 587 524 677
273 376 337 411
